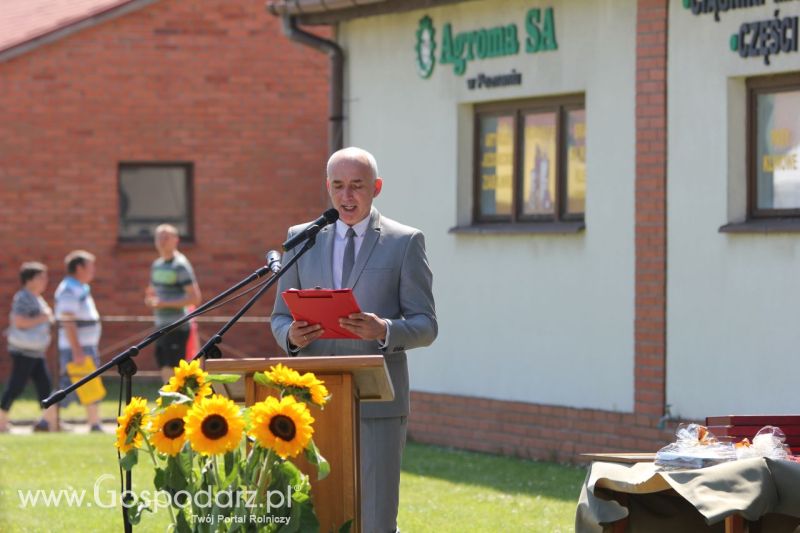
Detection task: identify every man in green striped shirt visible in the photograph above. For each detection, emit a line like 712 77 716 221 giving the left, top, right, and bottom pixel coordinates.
145 224 201 382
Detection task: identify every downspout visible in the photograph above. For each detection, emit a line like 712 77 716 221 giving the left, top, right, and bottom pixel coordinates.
281 15 344 154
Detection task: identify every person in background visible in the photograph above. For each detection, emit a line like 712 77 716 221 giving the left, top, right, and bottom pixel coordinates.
55 250 102 432
145 224 201 382
0 262 57 432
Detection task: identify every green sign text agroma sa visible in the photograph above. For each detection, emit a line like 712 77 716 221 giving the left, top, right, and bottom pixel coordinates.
417 7 558 77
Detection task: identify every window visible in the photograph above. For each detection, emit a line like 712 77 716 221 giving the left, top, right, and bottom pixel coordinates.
118 162 193 242
474 95 585 225
748 74 800 219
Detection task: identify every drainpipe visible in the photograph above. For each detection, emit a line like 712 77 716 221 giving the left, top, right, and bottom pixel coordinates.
281 16 344 154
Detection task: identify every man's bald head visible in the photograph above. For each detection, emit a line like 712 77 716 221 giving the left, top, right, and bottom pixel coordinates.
327 147 380 183
326 147 383 226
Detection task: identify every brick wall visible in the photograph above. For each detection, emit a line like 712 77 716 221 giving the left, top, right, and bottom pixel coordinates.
409 0 674 463
634 0 669 419
0 0 330 380
409 392 678 464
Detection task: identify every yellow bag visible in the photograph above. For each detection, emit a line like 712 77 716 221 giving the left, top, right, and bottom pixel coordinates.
65 357 107 405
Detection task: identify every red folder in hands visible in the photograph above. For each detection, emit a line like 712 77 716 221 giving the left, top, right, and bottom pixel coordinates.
281 288 362 339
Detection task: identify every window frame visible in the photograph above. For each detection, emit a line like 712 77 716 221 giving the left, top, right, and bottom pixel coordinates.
117 161 195 243
472 94 585 225
747 73 800 220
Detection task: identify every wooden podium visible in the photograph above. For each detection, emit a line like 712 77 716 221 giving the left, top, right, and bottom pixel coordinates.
205 356 394 533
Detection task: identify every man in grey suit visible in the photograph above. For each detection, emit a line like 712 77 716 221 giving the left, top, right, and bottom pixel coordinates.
271 147 437 533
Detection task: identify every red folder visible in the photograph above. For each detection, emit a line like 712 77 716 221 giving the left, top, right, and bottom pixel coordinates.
281 288 362 339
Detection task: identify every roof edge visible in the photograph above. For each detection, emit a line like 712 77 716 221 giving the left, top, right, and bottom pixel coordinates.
267 0 473 25
0 0 161 64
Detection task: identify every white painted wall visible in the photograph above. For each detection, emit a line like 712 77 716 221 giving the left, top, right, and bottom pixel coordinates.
339 0 637 411
668 0 800 418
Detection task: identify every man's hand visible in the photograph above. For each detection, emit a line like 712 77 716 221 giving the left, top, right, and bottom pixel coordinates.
339 313 387 342
42 306 55 324
288 321 324 349
73 352 92 366
144 286 159 308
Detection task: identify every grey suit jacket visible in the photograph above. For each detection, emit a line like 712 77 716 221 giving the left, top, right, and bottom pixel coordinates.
271 207 437 418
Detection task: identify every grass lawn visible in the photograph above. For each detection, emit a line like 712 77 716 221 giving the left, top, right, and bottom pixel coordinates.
400 442 585 532
0 433 585 532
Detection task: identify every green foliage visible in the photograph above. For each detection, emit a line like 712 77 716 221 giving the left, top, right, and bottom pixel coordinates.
303 440 330 481
208 374 244 384
119 449 138 471
114 364 330 532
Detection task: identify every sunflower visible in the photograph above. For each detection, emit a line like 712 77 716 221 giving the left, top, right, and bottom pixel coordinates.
150 403 189 456
161 359 212 401
265 363 304 388
115 397 151 454
248 396 314 459
298 372 330 407
184 395 244 455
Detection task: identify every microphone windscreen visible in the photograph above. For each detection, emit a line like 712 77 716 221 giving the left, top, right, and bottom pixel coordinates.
324 208 340 223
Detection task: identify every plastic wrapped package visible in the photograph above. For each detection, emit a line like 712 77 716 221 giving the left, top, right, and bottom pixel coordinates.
734 425 790 461
655 423 736 469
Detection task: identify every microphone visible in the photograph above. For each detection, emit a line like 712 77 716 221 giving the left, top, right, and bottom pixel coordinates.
266 250 282 273
281 208 339 252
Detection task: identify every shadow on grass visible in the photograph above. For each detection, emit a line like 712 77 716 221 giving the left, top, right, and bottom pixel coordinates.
401 440 586 502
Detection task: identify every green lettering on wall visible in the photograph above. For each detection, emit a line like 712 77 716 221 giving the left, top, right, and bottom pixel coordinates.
487 27 505 57
526 7 558 53
526 8 542 52
440 23 455 64
465 31 476 61
505 24 519 55
420 7 557 77
454 33 467 74
541 7 558 51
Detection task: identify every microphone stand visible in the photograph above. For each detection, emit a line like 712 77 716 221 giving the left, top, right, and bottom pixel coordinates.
41 255 279 533
188 234 317 362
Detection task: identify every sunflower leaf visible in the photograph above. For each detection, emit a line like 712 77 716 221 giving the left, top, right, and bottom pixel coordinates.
158 391 193 407
174 448 193 479
175 509 193 533
277 488 318 533
207 373 241 384
166 456 189 491
119 450 138 471
153 467 167 491
128 497 152 525
304 440 330 481
271 461 305 508
219 452 240 488
253 372 272 389
292 490 310 504
337 519 354 533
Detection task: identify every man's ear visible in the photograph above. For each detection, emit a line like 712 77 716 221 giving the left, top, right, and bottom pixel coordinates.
373 177 383 197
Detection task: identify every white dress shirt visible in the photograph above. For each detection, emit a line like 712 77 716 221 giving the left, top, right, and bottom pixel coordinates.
333 217 370 289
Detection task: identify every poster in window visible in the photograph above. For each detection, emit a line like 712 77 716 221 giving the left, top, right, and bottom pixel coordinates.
566 109 586 215
522 112 557 216
756 90 800 210
478 115 515 216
